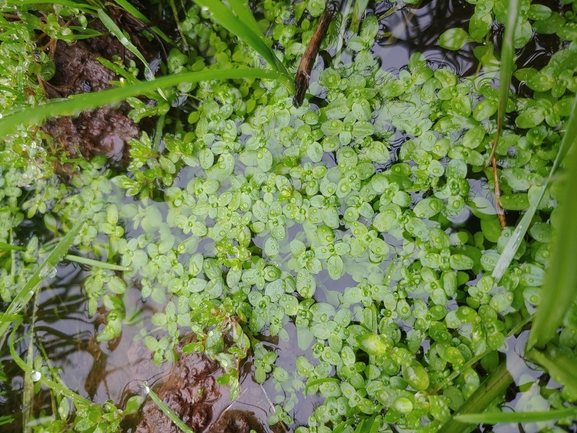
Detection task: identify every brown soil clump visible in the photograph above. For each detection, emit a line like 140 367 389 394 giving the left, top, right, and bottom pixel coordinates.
42 38 139 162
135 335 266 433
41 12 162 162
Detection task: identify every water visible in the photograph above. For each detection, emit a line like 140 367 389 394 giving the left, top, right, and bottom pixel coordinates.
374 0 478 76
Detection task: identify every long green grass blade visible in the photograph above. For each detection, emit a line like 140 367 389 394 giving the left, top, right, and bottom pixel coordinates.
9 319 91 406
432 315 532 394
0 416 15 426
4 0 96 9
23 327 35 433
64 254 132 271
228 0 263 39
455 406 577 424
527 345 577 394
333 419 356 433
492 95 577 285
111 0 172 43
0 217 85 342
526 95 577 349
97 9 152 75
439 356 528 433
0 69 280 137
144 382 195 433
191 0 293 88
489 0 520 161
0 242 25 251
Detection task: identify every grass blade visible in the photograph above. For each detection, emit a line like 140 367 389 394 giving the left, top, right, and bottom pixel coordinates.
0 242 25 251
492 95 577 285
333 419 356 433
111 0 172 44
64 254 132 271
191 0 293 89
143 382 195 433
228 0 263 39
4 0 96 9
454 406 577 424
8 319 91 407
527 345 577 395
0 216 85 343
489 0 521 230
526 95 577 349
23 327 35 433
0 416 15 426
97 8 152 75
0 69 281 136
439 355 528 433
493 0 520 150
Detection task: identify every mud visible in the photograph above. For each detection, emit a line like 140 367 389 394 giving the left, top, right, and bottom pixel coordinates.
41 15 155 162
135 335 266 433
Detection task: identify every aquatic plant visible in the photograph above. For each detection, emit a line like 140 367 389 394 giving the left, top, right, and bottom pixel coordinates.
1 0 577 432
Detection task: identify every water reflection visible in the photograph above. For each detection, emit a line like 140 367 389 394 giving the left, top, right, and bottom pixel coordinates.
374 0 478 76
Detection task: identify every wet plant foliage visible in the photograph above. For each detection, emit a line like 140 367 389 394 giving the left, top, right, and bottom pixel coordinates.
1 0 577 432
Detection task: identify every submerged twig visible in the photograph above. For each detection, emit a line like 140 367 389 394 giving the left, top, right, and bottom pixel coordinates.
293 6 334 107
491 140 507 230
259 383 290 433
487 0 520 230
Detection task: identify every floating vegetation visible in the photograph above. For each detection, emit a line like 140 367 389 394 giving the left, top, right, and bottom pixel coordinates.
1 0 577 432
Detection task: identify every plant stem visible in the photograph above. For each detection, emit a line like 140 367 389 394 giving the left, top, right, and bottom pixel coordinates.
439 355 527 433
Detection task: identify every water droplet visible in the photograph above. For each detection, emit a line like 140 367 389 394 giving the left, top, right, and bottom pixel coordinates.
31 370 41 382
143 382 150 394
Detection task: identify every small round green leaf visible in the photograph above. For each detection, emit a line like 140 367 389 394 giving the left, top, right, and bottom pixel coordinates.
439 28 474 51
473 98 498 121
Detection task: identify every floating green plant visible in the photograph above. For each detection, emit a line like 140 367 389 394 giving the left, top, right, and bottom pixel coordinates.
2 0 577 432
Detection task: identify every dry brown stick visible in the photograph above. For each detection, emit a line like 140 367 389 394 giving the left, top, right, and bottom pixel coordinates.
491 140 507 230
293 7 333 107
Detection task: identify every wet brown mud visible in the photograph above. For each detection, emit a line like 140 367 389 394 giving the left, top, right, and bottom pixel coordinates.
134 334 267 433
41 14 161 162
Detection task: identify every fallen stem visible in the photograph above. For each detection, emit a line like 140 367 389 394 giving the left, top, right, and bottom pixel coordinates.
293 5 334 107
